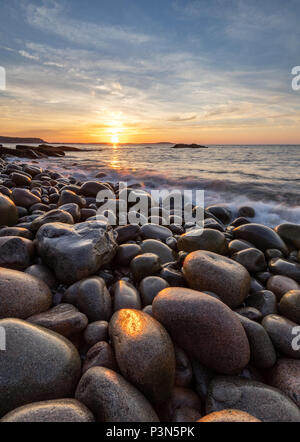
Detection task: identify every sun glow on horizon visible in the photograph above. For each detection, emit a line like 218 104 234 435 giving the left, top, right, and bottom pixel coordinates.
111 135 119 144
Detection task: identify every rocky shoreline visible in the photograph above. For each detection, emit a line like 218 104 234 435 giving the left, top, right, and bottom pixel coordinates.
0 156 300 422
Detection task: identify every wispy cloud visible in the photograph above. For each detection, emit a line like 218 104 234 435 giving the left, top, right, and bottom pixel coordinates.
18 49 39 60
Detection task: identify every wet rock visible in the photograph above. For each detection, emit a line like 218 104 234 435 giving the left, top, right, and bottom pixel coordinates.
0 267 52 319
235 307 262 322
262 314 300 358
159 265 186 287
269 258 300 283
84 320 108 347
199 409 260 422
267 275 300 300
59 203 81 222
27 303 88 338
140 223 172 241
75 367 159 422
36 221 117 284
206 205 232 224
139 276 169 306
115 243 141 266
0 318 81 416
0 226 33 239
115 224 141 244
0 194 18 226
173 407 201 422
238 206 255 218
11 188 41 208
236 314 276 369
191 360 214 402
183 250 251 308
109 309 175 404
82 341 118 373
268 358 300 408
112 280 141 311
152 287 250 374
0 236 34 270
11 172 31 186
64 276 112 321
245 290 277 316
130 253 161 281
24 263 57 289
233 223 288 255
80 181 111 197
141 239 175 264
31 209 74 232
58 190 85 208
232 248 266 273
275 223 300 248
228 239 254 255
279 290 300 323
206 376 300 422
0 399 95 422
177 228 227 254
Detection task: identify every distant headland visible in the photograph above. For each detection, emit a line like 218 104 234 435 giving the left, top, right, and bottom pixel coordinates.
0 136 47 144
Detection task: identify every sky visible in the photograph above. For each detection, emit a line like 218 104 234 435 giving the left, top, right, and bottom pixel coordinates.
0 0 300 144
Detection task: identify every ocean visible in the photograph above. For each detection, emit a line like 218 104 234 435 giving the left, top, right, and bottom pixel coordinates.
5 143 300 227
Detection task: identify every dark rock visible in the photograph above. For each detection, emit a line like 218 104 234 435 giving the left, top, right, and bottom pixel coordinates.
75 367 159 422
245 290 277 316
112 280 141 311
152 287 250 374
183 250 251 308
0 236 34 270
279 290 300 323
177 228 227 254
82 341 118 373
130 253 161 281
262 314 300 358
0 318 81 416
232 248 266 273
0 194 18 226
83 321 108 347
233 223 288 255
139 276 169 306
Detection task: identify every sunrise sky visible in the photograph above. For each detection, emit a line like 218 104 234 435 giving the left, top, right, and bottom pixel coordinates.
1 0 300 144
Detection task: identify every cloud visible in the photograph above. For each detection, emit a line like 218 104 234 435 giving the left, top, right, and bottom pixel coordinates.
167 114 198 122
18 50 39 60
25 0 154 48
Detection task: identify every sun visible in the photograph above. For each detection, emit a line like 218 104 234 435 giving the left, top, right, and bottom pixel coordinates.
111 135 119 144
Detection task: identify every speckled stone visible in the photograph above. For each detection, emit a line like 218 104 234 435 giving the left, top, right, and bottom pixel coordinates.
0 267 52 319
183 250 251 308
268 358 300 408
109 309 175 404
27 303 88 338
0 399 95 422
262 314 300 358
75 367 159 422
152 287 250 374
206 376 300 422
198 409 261 422
0 318 81 417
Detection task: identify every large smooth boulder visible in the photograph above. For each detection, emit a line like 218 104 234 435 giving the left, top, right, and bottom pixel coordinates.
0 267 52 319
183 250 251 308
0 319 81 416
206 377 300 422
36 221 117 284
152 288 250 374
0 399 95 422
109 309 175 404
233 223 288 255
0 194 18 226
75 367 159 422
